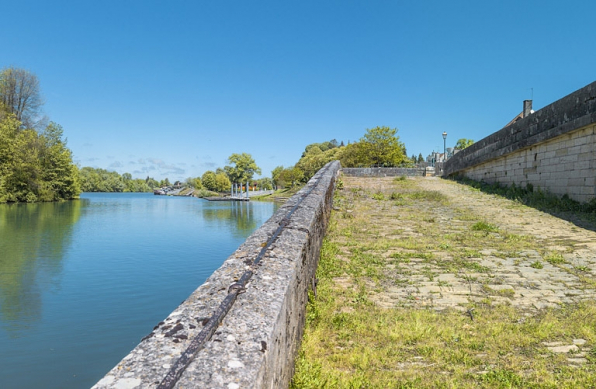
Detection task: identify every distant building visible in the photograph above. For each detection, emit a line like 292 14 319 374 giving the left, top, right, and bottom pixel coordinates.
504 100 534 127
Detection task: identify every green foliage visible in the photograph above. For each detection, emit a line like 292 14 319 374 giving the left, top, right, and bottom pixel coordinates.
454 176 596 216
300 139 339 158
295 145 342 181
214 172 231 192
271 165 284 188
278 167 304 188
455 138 474 150
0 115 80 202
255 177 273 190
359 126 406 167
339 126 407 168
192 177 203 189
201 171 217 191
224 152 261 184
79 167 153 192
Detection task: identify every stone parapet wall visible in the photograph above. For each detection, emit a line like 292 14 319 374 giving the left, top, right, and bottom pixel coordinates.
445 81 596 203
94 161 341 389
342 167 426 177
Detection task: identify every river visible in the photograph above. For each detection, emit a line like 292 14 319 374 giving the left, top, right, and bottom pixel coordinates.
0 193 278 389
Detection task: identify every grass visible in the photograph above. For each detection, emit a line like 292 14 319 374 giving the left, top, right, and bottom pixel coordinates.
452 176 596 226
291 176 596 388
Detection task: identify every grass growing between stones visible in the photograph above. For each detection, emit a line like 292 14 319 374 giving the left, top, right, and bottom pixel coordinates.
291 176 596 388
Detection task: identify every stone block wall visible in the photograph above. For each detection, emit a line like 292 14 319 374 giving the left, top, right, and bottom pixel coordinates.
457 125 596 202
445 81 596 203
93 161 341 389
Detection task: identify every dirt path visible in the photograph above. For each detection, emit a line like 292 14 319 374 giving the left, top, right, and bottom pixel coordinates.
337 176 596 312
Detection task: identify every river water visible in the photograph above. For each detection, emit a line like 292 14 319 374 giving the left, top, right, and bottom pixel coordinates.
0 193 278 389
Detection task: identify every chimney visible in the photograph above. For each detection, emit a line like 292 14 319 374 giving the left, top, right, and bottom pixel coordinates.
523 100 533 118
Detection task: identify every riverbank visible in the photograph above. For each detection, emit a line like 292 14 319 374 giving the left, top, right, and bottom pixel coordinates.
292 175 596 388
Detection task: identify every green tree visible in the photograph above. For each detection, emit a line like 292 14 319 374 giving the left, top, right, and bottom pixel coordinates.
39 122 80 200
214 172 231 192
296 145 342 181
201 171 217 191
146 176 159 189
417 153 424 163
271 166 284 188
224 153 261 184
279 167 304 188
255 177 273 190
358 126 406 167
0 116 80 202
337 142 365 168
455 138 474 150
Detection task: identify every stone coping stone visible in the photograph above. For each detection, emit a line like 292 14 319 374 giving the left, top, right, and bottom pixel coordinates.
93 161 341 389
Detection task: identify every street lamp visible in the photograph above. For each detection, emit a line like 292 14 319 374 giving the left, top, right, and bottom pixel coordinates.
442 132 447 161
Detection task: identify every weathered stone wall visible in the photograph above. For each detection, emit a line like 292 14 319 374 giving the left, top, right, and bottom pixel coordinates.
445 81 596 203
342 167 425 177
94 161 341 389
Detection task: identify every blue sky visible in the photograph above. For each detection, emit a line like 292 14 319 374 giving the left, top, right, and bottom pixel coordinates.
2 1 595 181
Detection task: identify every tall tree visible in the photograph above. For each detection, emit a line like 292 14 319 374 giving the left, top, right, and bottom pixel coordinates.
201 171 217 191
358 126 406 167
224 153 261 184
0 67 44 128
271 166 284 188
214 172 231 192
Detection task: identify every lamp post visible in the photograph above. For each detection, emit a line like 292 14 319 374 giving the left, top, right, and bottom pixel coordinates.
442 132 447 162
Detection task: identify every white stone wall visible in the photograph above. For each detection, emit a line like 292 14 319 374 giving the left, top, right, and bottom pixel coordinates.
461 124 596 203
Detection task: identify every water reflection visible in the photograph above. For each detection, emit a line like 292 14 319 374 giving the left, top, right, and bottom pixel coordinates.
200 201 260 238
0 200 82 334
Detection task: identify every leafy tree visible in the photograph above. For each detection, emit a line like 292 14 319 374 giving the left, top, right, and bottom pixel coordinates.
301 140 339 158
358 126 406 167
214 172 231 192
255 177 273 190
418 153 424 163
0 115 80 202
145 176 159 189
224 153 261 184
296 145 342 181
271 166 284 188
0 67 44 128
337 142 365 168
193 177 203 189
201 171 217 191
455 138 474 150
39 122 80 200
279 167 304 188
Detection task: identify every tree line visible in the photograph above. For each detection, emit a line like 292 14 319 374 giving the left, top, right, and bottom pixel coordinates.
78 167 167 193
0 67 80 203
271 126 410 189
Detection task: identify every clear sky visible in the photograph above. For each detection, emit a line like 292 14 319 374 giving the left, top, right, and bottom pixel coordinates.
2 1 595 181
